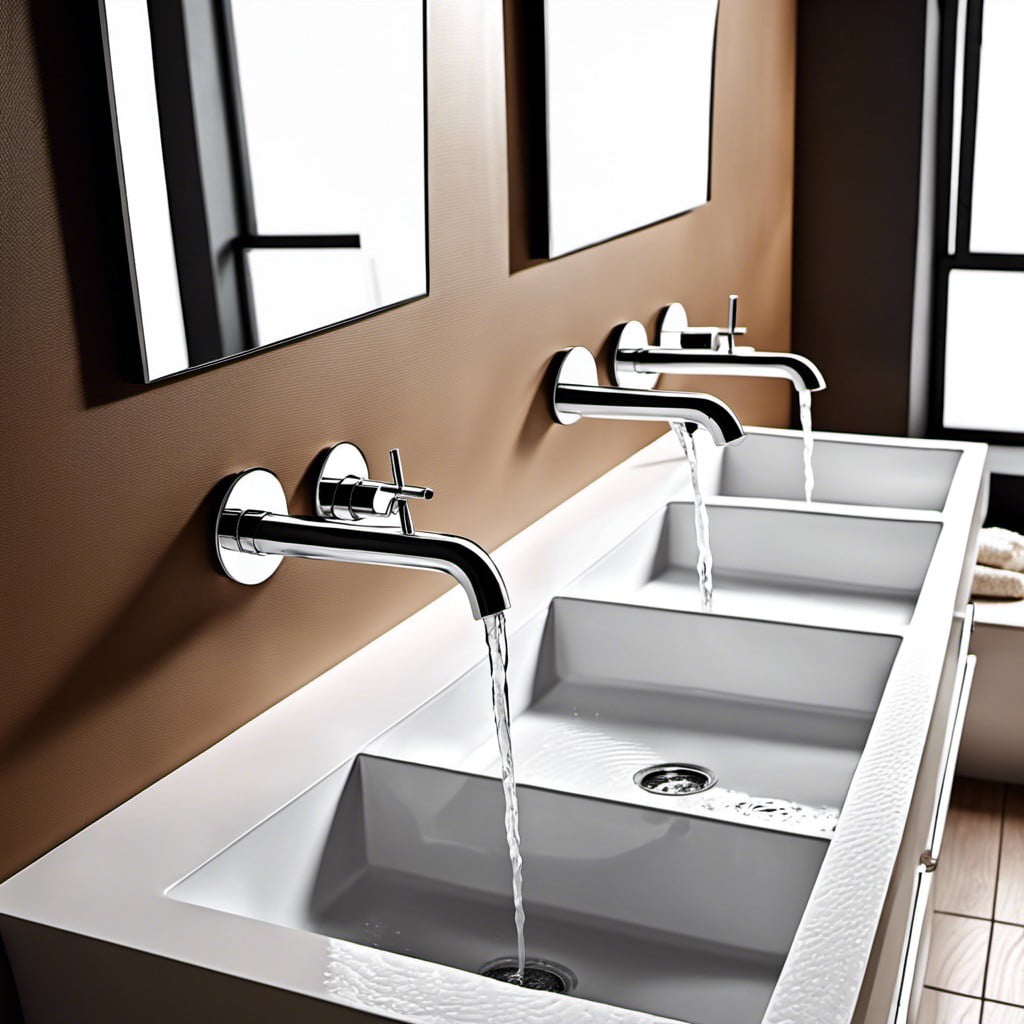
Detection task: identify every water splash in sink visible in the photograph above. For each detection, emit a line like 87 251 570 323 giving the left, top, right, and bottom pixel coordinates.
484 611 527 983
672 422 713 611
799 391 815 503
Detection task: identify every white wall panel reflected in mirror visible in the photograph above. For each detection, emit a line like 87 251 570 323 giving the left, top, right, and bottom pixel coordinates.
538 0 718 258
943 269 1024 434
231 0 425 345
101 0 426 381
245 249 381 345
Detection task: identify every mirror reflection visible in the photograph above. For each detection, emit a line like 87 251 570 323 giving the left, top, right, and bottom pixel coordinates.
532 0 719 258
101 0 427 381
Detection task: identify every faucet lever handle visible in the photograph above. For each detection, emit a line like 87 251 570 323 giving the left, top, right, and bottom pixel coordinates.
718 293 747 354
388 448 432 535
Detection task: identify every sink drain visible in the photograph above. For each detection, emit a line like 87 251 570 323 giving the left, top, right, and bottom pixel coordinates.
480 958 577 993
634 763 717 796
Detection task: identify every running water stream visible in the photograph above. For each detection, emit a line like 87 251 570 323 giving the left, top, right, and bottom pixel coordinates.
483 612 527 983
799 391 815 503
671 422 714 612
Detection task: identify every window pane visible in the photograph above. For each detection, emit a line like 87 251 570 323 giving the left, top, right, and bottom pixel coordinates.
969 0 1024 253
943 269 1024 433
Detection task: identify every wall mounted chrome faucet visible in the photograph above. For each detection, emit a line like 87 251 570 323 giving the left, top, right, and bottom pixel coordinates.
215 444 510 620
611 295 826 394
549 343 745 446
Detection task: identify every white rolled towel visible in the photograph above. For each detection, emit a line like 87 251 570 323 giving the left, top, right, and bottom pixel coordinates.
972 564 1024 599
978 527 1024 572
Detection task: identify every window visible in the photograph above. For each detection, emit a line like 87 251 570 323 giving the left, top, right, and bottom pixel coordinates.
931 0 1024 443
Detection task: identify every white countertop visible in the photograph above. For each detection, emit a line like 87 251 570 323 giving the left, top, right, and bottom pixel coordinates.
0 428 988 1024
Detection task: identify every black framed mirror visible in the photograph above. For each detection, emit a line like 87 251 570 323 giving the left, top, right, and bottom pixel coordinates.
100 0 427 381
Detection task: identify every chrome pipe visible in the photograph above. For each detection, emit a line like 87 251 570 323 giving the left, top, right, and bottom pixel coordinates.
548 346 745 447
616 348 827 393
225 512 509 621
554 384 745 446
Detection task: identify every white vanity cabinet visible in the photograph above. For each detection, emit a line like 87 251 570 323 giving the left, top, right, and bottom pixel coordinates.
854 609 977 1023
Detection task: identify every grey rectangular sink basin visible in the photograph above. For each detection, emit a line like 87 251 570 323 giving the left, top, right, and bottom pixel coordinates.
452 598 901 829
171 755 829 1024
718 432 961 511
567 502 941 629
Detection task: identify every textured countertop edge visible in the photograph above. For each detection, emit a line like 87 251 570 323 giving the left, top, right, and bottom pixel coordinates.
762 439 988 1024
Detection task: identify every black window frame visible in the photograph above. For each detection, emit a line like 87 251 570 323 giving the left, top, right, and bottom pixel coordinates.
929 0 1024 446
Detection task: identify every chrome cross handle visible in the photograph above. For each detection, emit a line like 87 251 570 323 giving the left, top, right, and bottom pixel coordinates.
316 442 433 535
388 448 431 535
720 294 747 354
720 296 745 356
659 294 748 353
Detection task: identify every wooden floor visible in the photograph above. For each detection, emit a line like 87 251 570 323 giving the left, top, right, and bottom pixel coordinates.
919 778 1024 1023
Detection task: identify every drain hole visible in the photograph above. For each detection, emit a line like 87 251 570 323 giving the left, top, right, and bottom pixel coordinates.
634 763 717 796
480 958 577 993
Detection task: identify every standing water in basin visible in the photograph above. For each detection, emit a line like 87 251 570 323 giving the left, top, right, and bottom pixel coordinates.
484 612 527 983
799 391 815 503
672 422 713 611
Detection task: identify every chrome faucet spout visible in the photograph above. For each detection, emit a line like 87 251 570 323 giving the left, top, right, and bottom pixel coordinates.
554 384 745 446
215 465 511 620
549 347 745 447
239 514 509 620
612 300 826 394
619 348 826 393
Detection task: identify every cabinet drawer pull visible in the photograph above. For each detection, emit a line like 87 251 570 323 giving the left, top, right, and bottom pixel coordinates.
928 654 977 858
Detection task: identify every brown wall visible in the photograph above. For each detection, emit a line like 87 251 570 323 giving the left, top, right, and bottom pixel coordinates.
1 0 795 1018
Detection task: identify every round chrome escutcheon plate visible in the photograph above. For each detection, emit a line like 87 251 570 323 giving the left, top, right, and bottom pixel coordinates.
610 319 657 390
215 468 288 585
